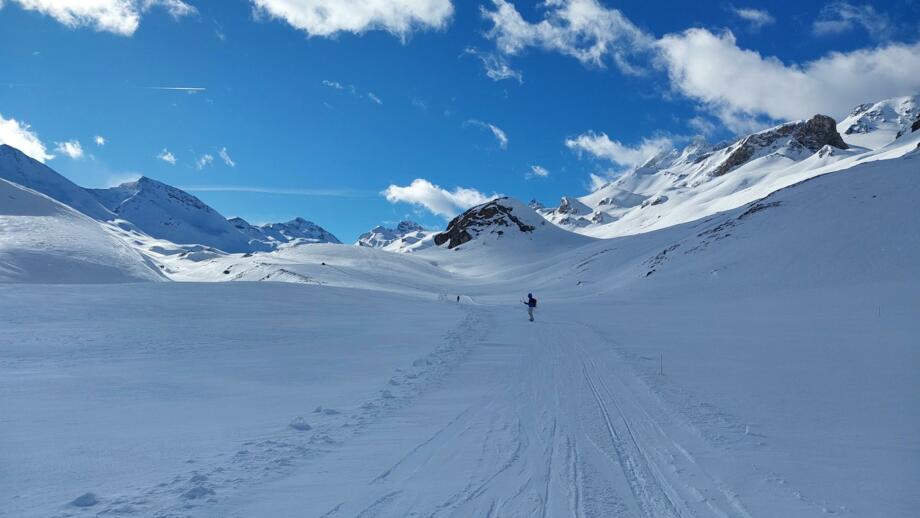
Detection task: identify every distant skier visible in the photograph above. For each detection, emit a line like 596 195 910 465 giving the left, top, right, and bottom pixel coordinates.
457 295 460 303
523 293 537 322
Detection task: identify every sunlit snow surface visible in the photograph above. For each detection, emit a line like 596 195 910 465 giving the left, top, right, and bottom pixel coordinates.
2 144 919 517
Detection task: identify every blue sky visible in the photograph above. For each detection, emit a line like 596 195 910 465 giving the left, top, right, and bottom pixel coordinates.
1 0 918 241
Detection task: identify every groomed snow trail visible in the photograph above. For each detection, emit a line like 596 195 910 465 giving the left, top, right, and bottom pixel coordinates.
215 304 811 518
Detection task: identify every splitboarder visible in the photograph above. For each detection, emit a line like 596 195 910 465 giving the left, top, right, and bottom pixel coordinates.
523 293 537 322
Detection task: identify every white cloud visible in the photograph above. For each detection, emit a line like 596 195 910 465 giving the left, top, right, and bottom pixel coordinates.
218 147 235 167
382 178 497 218
565 132 672 169
322 79 344 90
730 6 775 30
528 164 550 178
464 47 523 83
94 135 106 146
196 153 214 170
367 92 383 105
250 0 454 39
656 28 920 129
2 0 196 36
0 113 53 162
481 0 653 74
54 139 84 159
812 2 891 39
466 119 508 149
156 148 176 165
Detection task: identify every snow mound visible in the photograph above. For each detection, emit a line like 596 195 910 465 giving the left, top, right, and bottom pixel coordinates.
0 178 165 283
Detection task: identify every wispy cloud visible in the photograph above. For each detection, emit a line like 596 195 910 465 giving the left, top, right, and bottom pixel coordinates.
195 153 214 170
729 6 775 30
322 80 383 105
812 2 892 39
464 47 523 83
0 113 53 162
157 148 176 165
94 135 107 146
54 139 84 159
181 185 373 197
566 132 673 170
218 147 235 167
465 119 508 149
527 164 550 179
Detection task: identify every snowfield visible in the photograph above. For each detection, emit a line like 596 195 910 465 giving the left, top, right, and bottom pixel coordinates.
2 148 919 517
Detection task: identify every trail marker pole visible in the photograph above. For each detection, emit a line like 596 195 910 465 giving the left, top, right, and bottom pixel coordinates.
659 352 663 376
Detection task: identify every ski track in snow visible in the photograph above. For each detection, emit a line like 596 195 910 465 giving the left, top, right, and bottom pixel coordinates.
75 306 837 518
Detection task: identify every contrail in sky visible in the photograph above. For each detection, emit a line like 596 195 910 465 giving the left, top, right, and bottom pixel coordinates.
144 86 206 92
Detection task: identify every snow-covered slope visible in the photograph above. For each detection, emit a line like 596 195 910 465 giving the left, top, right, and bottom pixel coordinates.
0 144 113 220
90 177 255 253
837 94 919 149
544 102 920 239
4 147 917 518
0 178 164 283
230 216 340 249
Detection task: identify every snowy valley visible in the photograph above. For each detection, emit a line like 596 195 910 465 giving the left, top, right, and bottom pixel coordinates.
1 96 919 518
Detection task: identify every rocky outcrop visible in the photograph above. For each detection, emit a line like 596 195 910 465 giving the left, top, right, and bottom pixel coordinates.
434 198 535 249
713 115 848 177
912 115 920 133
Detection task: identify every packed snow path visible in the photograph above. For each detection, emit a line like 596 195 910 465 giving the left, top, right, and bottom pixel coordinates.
208 301 852 518
230 308 762 518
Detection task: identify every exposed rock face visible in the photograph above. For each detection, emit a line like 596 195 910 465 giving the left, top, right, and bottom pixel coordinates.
913 116 920 133
713 115 848 177
434 198 535 249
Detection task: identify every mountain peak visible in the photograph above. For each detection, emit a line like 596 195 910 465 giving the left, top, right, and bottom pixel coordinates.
356 220 426 249
433 197 540 249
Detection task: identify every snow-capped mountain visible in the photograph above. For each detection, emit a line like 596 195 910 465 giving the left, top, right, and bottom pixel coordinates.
0 177 164 283
356 220 427 248
0 144 114 220
90 177 256 254
837 95 919 149
230 216 340 249
541 100 919 239
433 197 587 252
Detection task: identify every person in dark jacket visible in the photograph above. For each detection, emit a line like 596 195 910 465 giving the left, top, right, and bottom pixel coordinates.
523 293 537 322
